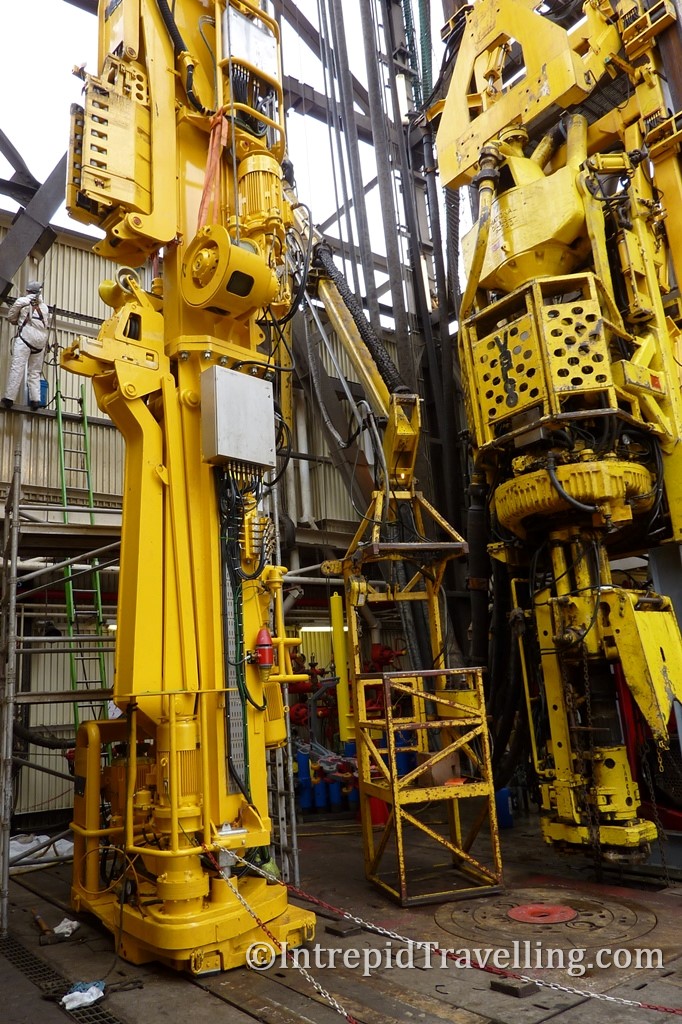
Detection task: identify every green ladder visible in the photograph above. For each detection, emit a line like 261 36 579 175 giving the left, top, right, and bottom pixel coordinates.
55 379 108 729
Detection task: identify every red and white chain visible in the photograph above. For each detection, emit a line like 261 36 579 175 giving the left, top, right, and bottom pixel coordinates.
202 847 359 1023
227 850 682 1017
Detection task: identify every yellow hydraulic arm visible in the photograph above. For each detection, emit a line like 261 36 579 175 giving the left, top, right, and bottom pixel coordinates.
288 147 498 904
61 0 314 972
433 0 682 859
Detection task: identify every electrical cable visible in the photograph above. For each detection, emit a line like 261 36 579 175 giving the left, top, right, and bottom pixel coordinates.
198 15 217 107
264 408 293 490
264 203 315 327
216 471 253 800
546 453 598 514
154 0 215 115
300 307 359 453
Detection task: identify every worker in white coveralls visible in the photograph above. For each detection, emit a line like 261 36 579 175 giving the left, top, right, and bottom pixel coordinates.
3 281 50 410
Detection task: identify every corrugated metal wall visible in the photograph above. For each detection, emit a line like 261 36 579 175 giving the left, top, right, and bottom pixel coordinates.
1 213 125 816
0 213 126 504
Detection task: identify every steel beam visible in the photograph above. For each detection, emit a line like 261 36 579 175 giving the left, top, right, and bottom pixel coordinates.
0 155 67 299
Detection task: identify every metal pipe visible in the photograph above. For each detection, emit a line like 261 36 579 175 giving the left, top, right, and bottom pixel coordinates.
316 0 362 298
16 558 120 600
79 720 104 896
327 0 382 334
11 758 74 783
282 586 303 615
1 455 21 935
14 543 120 583
11 855 73 868
270 469 282 566
380 0 446 440
358 0 412 374
168 699 179 853
16 645 115 655
295 392 315 527
18 504 121 513
360 603 381 646
309 280 391 418
125 706 138 852
467 474 491 666
281 681 301 885
18 634 113 642
287 562 324 575
459 143 502 322
330 593 353 743
15 559 118 575
284 458 300 571
423 129 460 527
199 692 212 845
282 575 343 585
9 829 72 866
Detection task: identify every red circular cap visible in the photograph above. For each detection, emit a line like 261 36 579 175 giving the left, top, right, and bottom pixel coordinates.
507 903 578 924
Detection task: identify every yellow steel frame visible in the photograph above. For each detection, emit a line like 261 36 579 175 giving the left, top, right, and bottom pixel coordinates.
432 0 682 858
355 668 502 905
61 0 314 971
324 482 501 901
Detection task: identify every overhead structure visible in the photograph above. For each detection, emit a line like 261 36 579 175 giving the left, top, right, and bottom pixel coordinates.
0 141 66 299
308 212 500 900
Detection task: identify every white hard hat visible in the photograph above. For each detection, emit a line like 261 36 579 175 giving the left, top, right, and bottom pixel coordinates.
26 281 43 294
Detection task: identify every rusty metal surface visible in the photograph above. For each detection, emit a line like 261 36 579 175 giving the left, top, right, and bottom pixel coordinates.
435 886 658 947
356 667 502 906
507 904 578 925
7 854 682 1024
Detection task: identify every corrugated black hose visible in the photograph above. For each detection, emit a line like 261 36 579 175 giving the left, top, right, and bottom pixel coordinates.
313 241 408 397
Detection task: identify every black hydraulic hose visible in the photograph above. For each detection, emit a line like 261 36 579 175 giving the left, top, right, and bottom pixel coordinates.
491 644 522 770
13 722 75 749
156 0 186 54
488 559 509 719
313 241 408 396
467 476 491 668
155 0 214 116
494 711 530 790
445 188 461 314
185 65 213 117
267 205 315 327
547 454 598 514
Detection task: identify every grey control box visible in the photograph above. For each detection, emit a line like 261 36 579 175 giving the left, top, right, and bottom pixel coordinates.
201 365 276 470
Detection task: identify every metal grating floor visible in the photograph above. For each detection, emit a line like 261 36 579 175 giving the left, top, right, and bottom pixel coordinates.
0 934 126 1024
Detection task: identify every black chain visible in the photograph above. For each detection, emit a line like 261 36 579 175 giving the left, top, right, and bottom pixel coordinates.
581 643 603 877
641 740 672 888
559 646 602 874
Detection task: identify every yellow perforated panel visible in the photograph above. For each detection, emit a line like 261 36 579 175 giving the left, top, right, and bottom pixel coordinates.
540 298 611 397
472 312 545 434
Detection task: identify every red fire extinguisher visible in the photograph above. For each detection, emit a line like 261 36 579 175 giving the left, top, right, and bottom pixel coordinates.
254 626 274 682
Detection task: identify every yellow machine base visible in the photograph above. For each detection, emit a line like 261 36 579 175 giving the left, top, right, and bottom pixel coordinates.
72 876 315 974
542 818 657 851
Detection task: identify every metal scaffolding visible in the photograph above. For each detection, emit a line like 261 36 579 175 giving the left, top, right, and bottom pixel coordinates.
0 434 120 936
